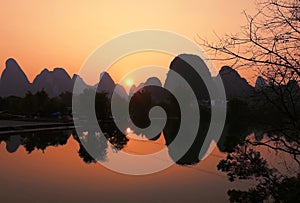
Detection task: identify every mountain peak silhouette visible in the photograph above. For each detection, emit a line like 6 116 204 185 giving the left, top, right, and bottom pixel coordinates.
219 66 253 99
0 58 30 97
219 65 232 72
41 68 50 74
53 67 70 76
0 57 256 100
255 76 268 91
96 71 116 97
71 74 89 95
5 58 22 70
145 77 162 87
165 54 211 100
32 67 73 97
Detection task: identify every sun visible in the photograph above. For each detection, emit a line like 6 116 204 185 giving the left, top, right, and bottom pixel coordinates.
126 127 132 134
125 78 133 87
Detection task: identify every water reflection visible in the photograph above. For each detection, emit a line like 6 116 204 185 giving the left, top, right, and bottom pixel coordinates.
73 131 108 163
71 120 129 163
5 135 21 153
0 103 296 167
0 132 231 203
0 119 290 166
0 131 70 154
0 117 298 203
1 55 299 202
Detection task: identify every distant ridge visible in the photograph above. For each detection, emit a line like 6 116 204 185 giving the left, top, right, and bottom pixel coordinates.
0 57 263 100
32 68 74 97
0 58 91 97
0 58 129 98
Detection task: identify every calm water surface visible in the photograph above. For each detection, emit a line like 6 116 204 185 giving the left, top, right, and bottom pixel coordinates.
0 131 250 203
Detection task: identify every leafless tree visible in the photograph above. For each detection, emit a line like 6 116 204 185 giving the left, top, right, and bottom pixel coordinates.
200 1 300 200
200 0 300 121
200 0 300 138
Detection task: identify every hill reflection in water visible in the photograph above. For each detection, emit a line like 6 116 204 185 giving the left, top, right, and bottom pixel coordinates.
1 125 293 202
0 129 237 203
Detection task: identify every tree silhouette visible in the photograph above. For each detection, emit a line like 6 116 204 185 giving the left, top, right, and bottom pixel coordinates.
200 0 300 201
200 0 299 123
218 141 300 202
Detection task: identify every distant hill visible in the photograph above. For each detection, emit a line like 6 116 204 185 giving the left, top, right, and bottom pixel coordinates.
96 72 116 98
96 72 132 100
0 58 31 97
32 68 73 97
72 74 89 95
0 58 90 97
129 83 144 97
218 66 254 100
114 84 128 100
0 58 131 99
129 77 163 103
0 57 258 101
255 76 268 91
164 54 211 101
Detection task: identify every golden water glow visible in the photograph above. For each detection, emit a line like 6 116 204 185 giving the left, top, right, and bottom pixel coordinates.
126 127 132 134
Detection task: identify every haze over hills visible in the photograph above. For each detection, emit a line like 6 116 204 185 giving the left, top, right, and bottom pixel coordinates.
0 56 267 100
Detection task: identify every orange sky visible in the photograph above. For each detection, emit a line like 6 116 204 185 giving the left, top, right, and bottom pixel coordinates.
0 0 256 85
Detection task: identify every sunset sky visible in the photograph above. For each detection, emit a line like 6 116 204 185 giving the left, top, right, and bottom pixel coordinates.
0 0 256 85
